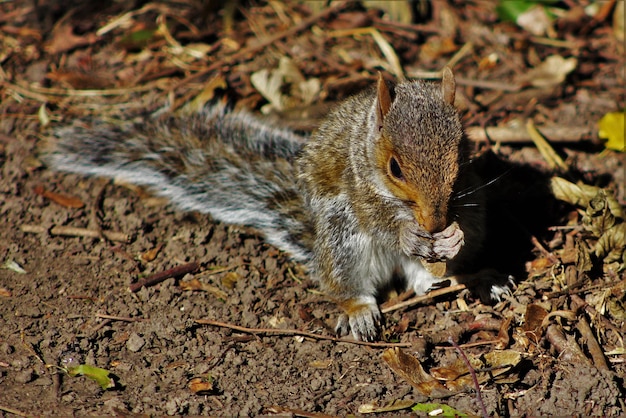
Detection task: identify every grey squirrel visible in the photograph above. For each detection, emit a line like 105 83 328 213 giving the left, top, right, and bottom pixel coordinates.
44 68 511 341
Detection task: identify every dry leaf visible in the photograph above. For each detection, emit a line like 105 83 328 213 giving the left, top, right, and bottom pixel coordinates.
221 271 240 289
188 377 215 395
382 348 453 398
522 55 577 88
250 56 320 113
575 238 594 274
179 279 228 300
594 223 626 263
3 259 27 274
141 244 163 262
484 350 522 377
0 288 12 297
34 185 85 208
46 22 98 54
550 177 624 219
308 359 333 369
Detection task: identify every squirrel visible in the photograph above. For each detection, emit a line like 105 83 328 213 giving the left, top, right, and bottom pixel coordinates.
44 68 511 341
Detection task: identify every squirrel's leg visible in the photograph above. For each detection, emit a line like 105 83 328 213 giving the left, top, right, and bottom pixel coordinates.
401 257 445 295
313 221 394 341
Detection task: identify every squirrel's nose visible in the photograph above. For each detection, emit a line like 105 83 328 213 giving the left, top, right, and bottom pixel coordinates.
414 208 447 234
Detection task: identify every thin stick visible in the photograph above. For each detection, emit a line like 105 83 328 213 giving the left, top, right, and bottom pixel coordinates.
466 125 595 144
0 405 28 417
21 224 129 243
576 316 610 371
129 261 199 292
195 319 411 348
381 283 466 313
530 235 560 264
95 313 149 322
449 337 488 418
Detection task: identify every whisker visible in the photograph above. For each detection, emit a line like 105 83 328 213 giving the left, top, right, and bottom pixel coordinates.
452 169 511 200
450 203 481 208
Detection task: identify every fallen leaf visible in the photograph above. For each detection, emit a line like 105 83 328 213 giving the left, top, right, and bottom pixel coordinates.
598 111 625 152
46 21 99 54
221 271 240 289
308 359 333 369
522 55 577 88
188 377 216 395
180 279 228 300
34 185 85 208
413 403 468 416
550 177 624 219
0 288 12 297
382 348 453 398
141 243 163 262
2 259 27 274
67 364 115 390
250 56 320 113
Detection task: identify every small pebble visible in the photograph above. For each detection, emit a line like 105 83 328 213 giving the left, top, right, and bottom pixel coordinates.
126 333 146 352
14 369 35 384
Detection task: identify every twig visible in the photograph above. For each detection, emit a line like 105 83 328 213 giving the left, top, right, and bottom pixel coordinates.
448 337 488 418
1 79 160 98
576 316 610 371
545 324 590 364
21 224 130 243
129 261 199 292
195 319 411 348
530 235 560 264
95 313 149 322
88 179 109 241
570 294 624 342
381 283 466 314
466 124 595 144
0 405 28 417
526 120 569 172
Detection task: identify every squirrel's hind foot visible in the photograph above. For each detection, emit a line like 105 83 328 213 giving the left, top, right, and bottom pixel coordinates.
335 296 382 342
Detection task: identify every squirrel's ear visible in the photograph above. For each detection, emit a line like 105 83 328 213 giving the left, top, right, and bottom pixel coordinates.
376 72 392 129
441 66 456 106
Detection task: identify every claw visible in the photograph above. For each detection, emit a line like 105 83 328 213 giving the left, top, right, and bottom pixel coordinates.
432 221 464 260
335 298 382 341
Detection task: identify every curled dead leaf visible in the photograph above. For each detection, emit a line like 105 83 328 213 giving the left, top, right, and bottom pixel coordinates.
188 377 215 395
179 279 228 300
141 244 163 262
34 185 85 209
382 348 453 398
523 55 577 88
550 177 623 219
594 223 626 263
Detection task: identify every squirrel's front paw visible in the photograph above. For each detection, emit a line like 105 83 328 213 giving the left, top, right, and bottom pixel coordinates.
432 221 464 260
335 297 382 341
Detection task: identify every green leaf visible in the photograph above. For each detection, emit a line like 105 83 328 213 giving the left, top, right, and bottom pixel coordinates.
412 403 468 416
496 1 534 22
496 0 559 22
67 364 116 390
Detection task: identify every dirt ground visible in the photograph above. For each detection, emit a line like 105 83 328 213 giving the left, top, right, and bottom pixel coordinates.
1 1 625 416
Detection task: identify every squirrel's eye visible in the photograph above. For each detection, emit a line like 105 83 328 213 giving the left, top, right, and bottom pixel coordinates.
389 156 403 180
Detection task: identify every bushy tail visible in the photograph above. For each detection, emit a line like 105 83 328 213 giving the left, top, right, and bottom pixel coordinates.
44 104 314 262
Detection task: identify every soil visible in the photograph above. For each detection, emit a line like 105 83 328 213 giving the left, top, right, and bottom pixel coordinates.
1 1 624 416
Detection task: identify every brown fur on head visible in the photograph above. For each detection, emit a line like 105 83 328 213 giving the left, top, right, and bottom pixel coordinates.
374 70 463 234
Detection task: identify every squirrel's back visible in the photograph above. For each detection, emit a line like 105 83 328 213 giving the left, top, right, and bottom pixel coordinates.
45 104 314 262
